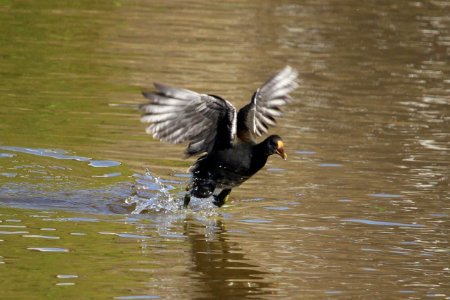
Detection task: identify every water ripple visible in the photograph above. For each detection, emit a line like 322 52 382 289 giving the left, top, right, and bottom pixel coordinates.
368 193 402 198
22 235 60 239
88 160 121 168
28 247 69 252
0 146 121 169
0 231 29 235
343 219 424 228
57 274 78 279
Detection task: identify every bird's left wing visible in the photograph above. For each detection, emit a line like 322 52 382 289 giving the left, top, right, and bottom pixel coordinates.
140 83 237 157
237 66 298 142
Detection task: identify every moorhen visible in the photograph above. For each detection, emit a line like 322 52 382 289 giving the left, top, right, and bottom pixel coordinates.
140 66 298 207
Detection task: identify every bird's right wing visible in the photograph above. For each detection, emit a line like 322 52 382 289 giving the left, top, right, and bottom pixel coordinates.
140 83 237 157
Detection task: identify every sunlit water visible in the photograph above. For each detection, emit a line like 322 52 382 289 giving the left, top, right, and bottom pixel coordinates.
1 0 449 299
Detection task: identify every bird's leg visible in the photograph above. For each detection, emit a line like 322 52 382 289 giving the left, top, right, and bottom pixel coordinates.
213 189 232 207
183 193 191 208
183 184 192 208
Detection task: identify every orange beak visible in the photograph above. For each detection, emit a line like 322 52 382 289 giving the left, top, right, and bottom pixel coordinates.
275 140 287 160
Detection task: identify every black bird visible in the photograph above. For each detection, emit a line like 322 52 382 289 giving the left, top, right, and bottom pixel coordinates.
140 66 298 207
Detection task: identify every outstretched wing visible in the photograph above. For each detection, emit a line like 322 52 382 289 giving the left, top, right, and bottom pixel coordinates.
237 66 298 142
140 83 237 157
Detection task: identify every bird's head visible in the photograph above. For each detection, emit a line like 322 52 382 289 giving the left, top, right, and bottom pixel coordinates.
264 135 287 160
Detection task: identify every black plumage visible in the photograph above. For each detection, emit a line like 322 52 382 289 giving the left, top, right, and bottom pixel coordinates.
140 66 298 207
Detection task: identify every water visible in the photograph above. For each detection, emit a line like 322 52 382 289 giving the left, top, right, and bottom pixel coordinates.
0 0 449 299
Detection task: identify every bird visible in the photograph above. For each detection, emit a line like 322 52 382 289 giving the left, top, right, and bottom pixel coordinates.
140 66 298 207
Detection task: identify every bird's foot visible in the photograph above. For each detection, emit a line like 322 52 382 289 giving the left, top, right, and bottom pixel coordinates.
212 189 232 207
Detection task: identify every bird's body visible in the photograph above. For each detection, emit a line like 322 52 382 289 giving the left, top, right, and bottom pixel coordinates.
188 137 283 206
140 66 298 207
192 143 258 192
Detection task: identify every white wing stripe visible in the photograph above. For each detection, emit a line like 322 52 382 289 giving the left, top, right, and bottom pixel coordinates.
266 99 288 107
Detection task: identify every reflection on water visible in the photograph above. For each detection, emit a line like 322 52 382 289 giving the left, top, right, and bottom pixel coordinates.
184 219 273 299
0 0 449 299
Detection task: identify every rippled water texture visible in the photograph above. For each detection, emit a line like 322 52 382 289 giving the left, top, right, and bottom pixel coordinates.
0 1 449 299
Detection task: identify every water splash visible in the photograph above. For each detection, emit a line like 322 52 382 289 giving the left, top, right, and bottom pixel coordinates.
0 144 221 215
125 169 222 216
125 170 181 214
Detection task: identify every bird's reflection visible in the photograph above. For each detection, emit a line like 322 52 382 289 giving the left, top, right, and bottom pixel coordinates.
183 217 275 299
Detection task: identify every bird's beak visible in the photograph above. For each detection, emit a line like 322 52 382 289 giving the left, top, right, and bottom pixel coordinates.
276 140 287 160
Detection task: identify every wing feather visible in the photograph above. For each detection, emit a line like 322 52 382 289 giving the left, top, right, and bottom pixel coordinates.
237 66 298 141
140 83 237 157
